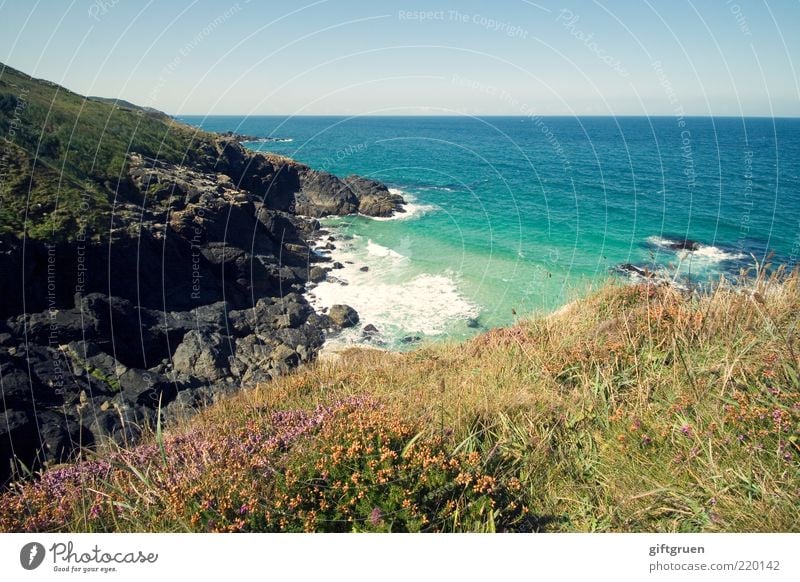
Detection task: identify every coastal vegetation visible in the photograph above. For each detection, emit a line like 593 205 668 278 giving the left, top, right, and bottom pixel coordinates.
2 268 797 532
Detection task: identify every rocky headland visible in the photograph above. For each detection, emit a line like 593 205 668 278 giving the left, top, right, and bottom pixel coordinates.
0 122 404 484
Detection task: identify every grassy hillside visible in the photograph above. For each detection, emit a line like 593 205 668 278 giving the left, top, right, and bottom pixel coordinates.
1 271 797 532
0 63 214 240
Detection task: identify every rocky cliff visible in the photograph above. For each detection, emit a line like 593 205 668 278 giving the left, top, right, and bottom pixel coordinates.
0 64 405 485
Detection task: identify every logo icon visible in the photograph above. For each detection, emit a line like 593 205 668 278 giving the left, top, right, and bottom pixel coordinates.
20 542 46 570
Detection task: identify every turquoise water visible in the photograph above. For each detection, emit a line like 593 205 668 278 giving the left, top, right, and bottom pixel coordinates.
180 115 800 348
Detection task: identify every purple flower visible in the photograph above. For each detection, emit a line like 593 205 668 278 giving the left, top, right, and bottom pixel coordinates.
89 504 102 519
680 424 693 437
369 507 383 527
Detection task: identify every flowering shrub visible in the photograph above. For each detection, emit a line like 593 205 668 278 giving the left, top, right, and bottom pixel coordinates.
0 396 527 532
259 403 526 532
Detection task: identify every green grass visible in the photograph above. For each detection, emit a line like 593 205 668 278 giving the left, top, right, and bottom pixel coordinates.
0 63 218 241
1 269 798 532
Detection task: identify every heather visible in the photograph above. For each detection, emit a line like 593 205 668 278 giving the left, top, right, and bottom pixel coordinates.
1 272 798 532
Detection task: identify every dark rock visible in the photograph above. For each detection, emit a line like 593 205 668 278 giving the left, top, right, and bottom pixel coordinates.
401 335 422 344
359 266 370 272
87 399 150 448
172 330 234 381
309 266 328 282
0 409 38 485
273 325 324 354
228 294 313 336
118 368 177 407
0 354 58 409
158 301 230 336
307 313 331 329
363 324 379 334
343 176 405 217
294 170 359 217
233 335 272 371
163 380 239 422
332 262 344 269
37 411 85 466
329 304 359 328
200 243 246 268
270 343 298 365
616 263 654 279
666 239 699 251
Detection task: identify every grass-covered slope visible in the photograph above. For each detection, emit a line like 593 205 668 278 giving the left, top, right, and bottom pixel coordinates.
0 63 215 240
1 273 797 532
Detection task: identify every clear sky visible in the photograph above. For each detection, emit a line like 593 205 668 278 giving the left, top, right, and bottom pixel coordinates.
1 0 798 116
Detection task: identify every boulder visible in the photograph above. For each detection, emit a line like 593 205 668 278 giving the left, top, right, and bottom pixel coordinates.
329 304 359 328
344 176 405 217
172 330 234 381
309 266 328 282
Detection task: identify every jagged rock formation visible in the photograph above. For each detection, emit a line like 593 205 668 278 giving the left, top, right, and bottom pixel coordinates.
0 64 406 484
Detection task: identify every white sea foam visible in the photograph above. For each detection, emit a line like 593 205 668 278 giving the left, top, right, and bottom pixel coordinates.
646 235 746 263
366 239 408 262
307 235 479 350
681 245 746 263
646 235 680 249
364 189 438 221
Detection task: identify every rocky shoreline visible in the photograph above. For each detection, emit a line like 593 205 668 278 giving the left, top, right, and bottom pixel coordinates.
0 135 405 485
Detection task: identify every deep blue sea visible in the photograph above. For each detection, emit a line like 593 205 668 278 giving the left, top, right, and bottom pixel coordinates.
179 115 800 348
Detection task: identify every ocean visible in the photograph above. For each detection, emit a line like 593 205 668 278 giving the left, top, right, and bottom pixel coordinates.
179 115 800 349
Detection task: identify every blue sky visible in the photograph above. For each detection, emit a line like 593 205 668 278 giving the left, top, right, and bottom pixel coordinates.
1 0 798 116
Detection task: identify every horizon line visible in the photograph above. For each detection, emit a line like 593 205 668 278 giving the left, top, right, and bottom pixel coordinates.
175 113 800 119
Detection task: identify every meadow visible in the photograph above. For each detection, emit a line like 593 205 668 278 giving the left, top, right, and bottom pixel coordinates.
1 269 798 532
